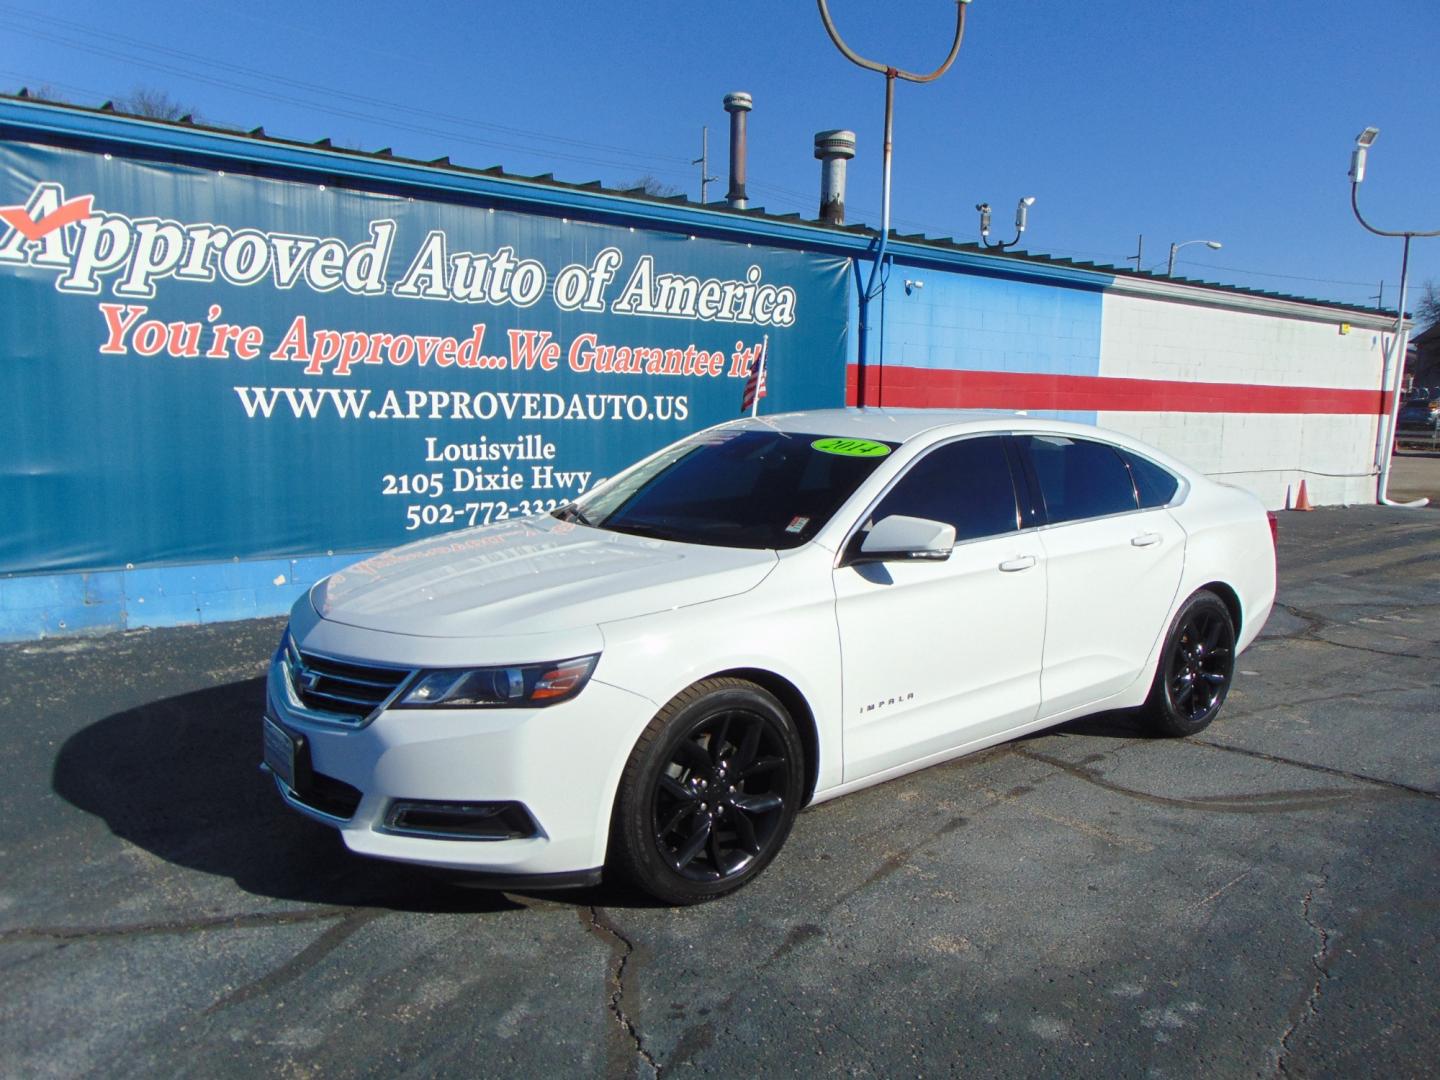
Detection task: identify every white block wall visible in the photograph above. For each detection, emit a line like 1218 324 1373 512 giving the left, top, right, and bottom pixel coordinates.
1097 291 1390 509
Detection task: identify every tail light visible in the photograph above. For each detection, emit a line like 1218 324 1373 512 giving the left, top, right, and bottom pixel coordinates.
1267 511 1278 549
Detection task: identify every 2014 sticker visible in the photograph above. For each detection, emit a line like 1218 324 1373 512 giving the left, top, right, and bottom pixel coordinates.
811 437 891 458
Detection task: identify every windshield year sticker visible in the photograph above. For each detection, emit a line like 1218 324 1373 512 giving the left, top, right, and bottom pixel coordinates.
811 437 891 458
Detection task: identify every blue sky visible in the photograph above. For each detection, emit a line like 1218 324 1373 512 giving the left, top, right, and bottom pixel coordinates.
2 0 1435 312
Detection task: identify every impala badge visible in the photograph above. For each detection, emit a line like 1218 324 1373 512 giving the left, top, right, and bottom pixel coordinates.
861 691 915 715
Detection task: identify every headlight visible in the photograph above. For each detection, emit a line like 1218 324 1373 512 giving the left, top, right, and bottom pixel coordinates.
395 654 599 709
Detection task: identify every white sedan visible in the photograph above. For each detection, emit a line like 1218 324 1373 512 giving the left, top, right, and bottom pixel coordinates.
263 409 1276 903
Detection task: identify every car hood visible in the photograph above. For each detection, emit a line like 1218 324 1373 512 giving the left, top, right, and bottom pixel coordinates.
312 515 778 638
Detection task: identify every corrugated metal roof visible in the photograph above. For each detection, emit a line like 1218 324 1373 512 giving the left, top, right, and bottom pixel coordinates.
1 89 1399 320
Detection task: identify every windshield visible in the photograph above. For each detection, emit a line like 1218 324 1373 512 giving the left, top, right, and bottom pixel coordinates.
559 429 898 549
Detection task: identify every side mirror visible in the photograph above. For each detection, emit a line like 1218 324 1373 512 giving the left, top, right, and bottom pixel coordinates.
853 515 956 564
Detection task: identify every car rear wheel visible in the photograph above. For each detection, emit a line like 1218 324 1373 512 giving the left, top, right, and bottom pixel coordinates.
610 678 805 905
1144 589 1237 737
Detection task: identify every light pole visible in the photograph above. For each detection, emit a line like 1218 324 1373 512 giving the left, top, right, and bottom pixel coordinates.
1167 239 1222 277
1349 126 1439 507
817 0 970 406
977 196 1036 251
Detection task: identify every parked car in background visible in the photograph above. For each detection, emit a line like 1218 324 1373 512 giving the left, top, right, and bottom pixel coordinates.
1397 397 1440 431
262 409 1277 903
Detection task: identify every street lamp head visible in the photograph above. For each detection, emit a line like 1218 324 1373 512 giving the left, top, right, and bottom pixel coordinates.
975 202 992 237
1350 127 1380 184
1167 238 1222 277
1015 195 1036 233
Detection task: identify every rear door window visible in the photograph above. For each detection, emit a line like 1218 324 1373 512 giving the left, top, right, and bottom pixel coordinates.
1017 435 1139 524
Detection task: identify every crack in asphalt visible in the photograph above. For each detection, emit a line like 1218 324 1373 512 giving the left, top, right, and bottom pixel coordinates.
1012 747 1377 814
1272 601 1436 662
202 907 383 1015
0 905 352 944
1227 682 1431 718
1309 636 1436 662
1194 870 1253 910
1275 864 1335 1077
1271 602 1327 637
823 766 1070 911
582 905 658 1078
663 772 1081 1070
1194 738 1440 801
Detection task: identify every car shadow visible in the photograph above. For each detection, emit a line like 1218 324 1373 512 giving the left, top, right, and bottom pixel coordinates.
1017 707 1164 742
51 675 1160 914
50 676 647 913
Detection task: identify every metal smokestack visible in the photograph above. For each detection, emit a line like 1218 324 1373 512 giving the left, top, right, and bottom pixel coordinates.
723 92 752 209
814 129 856 225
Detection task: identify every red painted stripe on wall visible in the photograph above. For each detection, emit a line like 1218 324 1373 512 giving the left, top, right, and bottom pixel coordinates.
844 365 1392 415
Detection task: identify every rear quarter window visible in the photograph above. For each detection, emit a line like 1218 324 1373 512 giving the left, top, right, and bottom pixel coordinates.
1120 450 1181 508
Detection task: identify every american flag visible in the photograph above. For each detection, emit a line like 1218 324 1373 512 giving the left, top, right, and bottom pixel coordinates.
740 335 769 415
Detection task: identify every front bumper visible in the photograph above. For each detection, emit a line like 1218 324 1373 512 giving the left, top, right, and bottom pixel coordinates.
262 633 655 879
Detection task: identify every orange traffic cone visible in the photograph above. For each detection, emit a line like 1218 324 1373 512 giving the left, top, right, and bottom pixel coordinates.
1293 478 1314 511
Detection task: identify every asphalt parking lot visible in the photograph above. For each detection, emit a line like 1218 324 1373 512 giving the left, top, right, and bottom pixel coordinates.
2 506 1437 1079
1390 446 1440 506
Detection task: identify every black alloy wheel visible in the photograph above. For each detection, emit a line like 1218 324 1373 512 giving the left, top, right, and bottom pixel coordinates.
611 678 805 904
653 707 790 881
1146 589 1237 737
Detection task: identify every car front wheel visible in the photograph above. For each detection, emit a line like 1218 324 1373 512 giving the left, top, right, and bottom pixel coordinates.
1145 589 1237 737
610 677 805 905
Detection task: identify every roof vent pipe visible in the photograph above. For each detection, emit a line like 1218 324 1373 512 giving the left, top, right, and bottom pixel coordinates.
724 92 752 209
814 130 856 225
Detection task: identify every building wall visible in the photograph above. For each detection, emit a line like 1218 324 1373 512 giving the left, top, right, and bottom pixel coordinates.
0 98 852 640
864 261 1389 510
1097 291 1386 507
0 98 1396 641
0 553 357 639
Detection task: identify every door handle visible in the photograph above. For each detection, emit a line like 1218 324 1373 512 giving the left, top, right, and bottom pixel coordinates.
998 555 1037 572
1131 532 1162 547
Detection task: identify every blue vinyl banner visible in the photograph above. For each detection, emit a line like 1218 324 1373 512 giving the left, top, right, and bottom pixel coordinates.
0 141 849 574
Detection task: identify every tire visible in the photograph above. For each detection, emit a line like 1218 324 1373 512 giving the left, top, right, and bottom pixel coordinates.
610 677 806 905
1144 589 1237 737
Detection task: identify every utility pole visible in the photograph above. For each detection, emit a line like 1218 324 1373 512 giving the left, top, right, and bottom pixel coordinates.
1370 281 1384 311
816 0 970 407
1130 234 1143 273
693 125 719 205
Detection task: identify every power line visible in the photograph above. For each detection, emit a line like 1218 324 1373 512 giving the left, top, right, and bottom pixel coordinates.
1 14 696 181
1 4 695 168
197 0 466 72
1 66 281 143
4 33 1426 305
1173 259 1387 289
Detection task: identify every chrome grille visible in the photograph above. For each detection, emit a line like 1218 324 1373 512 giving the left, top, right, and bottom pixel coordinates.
284 636 412 721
